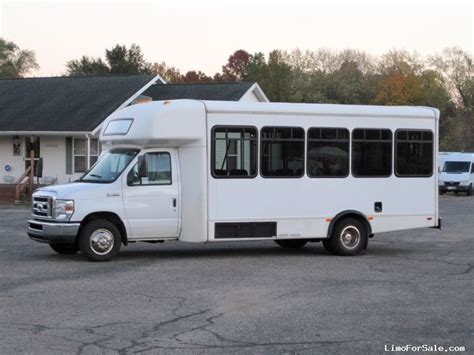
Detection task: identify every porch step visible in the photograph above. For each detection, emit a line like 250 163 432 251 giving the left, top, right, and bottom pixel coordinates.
0 184 29 205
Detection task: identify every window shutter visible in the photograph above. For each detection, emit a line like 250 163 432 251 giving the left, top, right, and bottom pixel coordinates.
65 137 72 174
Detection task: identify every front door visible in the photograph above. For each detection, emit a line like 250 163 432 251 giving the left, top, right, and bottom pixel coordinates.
24 136 40 175
122 149 180 239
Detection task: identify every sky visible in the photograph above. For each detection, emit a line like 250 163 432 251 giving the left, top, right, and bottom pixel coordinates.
0 0 472 77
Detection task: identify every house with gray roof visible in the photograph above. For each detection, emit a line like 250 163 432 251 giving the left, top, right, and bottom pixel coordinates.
0 75 268 190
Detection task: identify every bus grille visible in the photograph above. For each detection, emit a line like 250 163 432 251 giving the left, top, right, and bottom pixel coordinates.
32 196 53 219
444 182 460 187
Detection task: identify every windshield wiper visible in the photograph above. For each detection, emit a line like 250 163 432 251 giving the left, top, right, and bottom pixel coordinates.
89 174 103 178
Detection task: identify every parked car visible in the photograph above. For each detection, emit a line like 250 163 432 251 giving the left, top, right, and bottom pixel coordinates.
439 152 474 195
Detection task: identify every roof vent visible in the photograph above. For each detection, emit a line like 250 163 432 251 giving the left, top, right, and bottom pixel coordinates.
130 95 152 105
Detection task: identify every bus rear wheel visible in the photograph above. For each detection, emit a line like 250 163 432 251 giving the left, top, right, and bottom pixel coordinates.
274 239 308 249
323 218 367 256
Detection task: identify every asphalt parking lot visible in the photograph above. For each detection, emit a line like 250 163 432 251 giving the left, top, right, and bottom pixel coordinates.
0 195 473 354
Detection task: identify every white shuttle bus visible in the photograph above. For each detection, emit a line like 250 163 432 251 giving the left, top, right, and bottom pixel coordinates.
27 100 441 261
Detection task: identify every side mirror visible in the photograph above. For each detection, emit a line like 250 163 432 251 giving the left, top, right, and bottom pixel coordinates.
126 171 135 186
137 155 148 178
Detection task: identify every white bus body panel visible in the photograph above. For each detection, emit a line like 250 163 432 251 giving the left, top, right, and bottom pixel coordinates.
206 109 438 240
101 100 208 242
99 100 438 243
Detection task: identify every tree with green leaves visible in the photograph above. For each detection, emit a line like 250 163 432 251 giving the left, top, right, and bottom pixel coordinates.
245 50 292 102
0 37 39 78
66 44 152 76
65 56 109 76
430 47 473 151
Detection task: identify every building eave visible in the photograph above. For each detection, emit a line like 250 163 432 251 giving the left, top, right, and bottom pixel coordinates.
91 74 166 136
0 131 91 136
240 82 270 102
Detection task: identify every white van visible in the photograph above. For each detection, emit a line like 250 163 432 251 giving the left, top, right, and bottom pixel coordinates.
27 100 441 261
438 152 474 195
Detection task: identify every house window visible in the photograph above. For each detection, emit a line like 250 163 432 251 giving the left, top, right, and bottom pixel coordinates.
211 126 257 178
352 129 392 177
395 130 433 177
261 127 305 178
73 138 100 173
307 128 349 177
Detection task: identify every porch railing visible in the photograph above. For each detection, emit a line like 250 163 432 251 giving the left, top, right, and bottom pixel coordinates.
15 161 34 201
11 141 38 202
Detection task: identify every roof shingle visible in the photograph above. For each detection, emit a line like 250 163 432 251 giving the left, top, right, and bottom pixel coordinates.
143 82 254 101
0 77 257 133
0 75 155 132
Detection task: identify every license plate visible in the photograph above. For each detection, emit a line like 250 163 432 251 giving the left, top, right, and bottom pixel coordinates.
447 186 455 190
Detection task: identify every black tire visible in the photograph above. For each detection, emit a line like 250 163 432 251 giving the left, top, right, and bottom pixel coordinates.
78 219 121 262
323 218 367 256
274 239 308 249
50 243 79 255
467 184 472 196
322 239 335 254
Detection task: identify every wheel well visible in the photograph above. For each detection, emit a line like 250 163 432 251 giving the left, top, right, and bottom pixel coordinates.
327 211 372 239
79 212 128 245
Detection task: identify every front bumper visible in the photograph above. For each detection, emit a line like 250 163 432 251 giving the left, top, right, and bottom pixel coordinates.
439 185 469 193
27 219 80 244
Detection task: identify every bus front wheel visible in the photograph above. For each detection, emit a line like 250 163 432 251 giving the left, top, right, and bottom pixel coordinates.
79 220 121 262
323 218 367 256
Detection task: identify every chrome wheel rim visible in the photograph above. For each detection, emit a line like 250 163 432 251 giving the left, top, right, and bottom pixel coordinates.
89 229 114 255
340 226 360 250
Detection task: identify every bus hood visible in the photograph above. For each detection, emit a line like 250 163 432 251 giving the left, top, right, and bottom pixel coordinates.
439 172 470 184
34 182 120 200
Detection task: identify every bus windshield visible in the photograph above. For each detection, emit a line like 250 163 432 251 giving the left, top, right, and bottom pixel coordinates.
442 161 470 173
79 148 139 183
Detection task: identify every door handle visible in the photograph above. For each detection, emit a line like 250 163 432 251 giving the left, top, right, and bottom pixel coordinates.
172 198 177 208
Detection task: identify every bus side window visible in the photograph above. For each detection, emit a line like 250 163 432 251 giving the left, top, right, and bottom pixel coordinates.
395 130 433 177
260 126 305 178
307 127 349 178
211 126 257 178
352 128 392 177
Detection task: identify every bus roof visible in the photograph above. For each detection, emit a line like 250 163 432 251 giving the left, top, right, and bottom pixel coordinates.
202 100 439 120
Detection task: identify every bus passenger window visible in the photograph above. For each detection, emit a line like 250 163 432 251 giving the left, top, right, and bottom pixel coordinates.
261 127 304 178
307 128 349 177
352 129 392 177
395 130 433 177
212 126 257 178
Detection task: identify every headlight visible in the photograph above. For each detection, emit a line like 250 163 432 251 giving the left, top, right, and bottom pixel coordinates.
53 199 74 221
461 180 470 186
